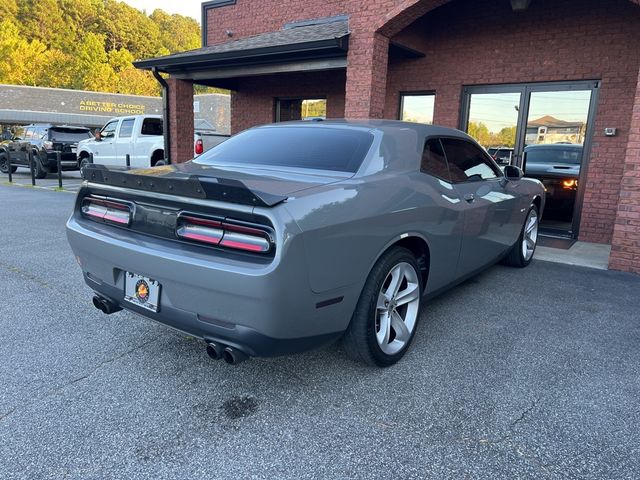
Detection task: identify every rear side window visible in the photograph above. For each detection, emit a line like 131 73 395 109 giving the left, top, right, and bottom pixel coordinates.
195 126 374 173
24 128 34 139
141 118 163 136
441 138 500 182
119 119 135 138
421 138 450 181
525 147 582 164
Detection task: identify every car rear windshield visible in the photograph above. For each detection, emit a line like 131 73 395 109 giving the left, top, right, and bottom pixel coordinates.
49 128 92 142
526 147 582 164
194 126 374 173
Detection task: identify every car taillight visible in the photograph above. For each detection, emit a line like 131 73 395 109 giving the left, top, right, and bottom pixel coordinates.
195 138 203 155
81 197 132 226
562 179 578 189
176 213 272 253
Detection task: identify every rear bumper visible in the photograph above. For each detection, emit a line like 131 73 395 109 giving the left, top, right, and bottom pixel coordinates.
66 215 359 357
44 152 78 170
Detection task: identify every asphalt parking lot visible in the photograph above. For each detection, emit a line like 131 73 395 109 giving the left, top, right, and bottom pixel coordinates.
1 184 639 480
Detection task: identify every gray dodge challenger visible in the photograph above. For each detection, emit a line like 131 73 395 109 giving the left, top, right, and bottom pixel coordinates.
67 120 544 367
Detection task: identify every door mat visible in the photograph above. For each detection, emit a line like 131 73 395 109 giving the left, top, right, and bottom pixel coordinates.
538 236 576 250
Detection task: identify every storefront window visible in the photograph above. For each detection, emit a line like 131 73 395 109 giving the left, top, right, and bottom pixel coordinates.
276 98 327 122
400 93 435 124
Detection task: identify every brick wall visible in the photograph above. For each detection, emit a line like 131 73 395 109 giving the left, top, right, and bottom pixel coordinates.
609 67 640 272
199 0 640 264
385 0 640 244
230 70 346 134
166 78 194 163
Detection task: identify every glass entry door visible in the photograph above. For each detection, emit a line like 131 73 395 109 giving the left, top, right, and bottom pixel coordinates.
461 81 599 238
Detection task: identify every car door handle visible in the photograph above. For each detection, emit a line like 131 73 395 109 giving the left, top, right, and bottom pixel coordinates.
463 193 475 203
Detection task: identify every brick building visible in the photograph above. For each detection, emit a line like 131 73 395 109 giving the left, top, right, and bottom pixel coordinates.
135 0 640 273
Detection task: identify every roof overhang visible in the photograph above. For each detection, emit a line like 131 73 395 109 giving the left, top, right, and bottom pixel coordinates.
134 19 350 87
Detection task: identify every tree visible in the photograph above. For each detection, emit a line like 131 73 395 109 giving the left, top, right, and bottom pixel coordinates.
2 0 208 96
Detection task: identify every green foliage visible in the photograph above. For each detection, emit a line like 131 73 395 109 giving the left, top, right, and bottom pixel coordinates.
467 122 516 148
0 0 204 96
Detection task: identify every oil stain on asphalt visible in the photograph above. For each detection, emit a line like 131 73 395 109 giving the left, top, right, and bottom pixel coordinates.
221 396 259 420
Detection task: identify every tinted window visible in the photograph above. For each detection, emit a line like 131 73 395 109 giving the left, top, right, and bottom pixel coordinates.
441 138 500 182
421 138 450 181
49 128 93 142
119 119 135 138
525 147 582 164
141 118 163 136
195 127 374 173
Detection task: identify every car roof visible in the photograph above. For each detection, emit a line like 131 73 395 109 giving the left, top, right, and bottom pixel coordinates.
25 124 90 130
258 119 472 140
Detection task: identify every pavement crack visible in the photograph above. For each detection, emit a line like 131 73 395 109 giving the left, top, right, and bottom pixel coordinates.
510 396 540 430
0 337 159 423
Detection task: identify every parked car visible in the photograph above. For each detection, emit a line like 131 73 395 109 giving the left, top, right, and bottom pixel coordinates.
67 120 545 367
77 115 216 169
524 143 582 202
0 124 93 178
486 146 514 165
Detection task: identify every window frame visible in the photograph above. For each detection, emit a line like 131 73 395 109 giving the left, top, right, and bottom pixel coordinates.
274 96 328 122
398 91 436 124
438 136 503 184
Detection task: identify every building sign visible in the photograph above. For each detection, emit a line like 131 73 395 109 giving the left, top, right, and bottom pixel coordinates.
79 100 146 115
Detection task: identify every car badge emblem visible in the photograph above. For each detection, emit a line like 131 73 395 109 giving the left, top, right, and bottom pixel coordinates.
135 279 150 303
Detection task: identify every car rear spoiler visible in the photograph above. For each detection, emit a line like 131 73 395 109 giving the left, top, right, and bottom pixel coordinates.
81 164 288 208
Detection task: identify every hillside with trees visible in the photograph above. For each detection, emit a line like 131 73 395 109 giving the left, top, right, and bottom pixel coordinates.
0 0 201 96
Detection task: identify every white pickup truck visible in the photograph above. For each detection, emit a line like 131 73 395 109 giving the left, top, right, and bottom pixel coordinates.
77 115 213 169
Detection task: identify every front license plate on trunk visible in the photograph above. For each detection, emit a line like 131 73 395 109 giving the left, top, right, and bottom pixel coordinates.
124 272 161 312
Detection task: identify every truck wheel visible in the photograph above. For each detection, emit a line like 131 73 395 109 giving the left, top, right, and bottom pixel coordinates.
0 155 17 174
151 150 166 166
32 154 48 179
79 155 92 171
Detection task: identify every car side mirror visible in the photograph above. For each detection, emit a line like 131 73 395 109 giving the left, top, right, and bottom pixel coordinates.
504 165 524 181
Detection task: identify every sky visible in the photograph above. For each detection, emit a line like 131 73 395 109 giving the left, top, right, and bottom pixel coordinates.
120 0 201 22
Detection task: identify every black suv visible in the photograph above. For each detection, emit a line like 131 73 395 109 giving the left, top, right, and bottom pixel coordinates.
0 124 93 178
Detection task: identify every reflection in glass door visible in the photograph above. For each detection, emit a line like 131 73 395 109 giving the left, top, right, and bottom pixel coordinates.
466 91 522 165
461 81 599 238
523 90 592 234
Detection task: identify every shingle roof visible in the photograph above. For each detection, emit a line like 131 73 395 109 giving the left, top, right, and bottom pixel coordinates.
134 19 349 70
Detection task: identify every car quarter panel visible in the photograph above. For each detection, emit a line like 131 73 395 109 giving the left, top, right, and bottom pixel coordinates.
284 170 465 295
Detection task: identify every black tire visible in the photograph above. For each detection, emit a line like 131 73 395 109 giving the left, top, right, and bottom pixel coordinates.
151 151 165 167
32 153 48 179
0 155 17 174
502 204 539 268
342 247 423 367
78 155 92 171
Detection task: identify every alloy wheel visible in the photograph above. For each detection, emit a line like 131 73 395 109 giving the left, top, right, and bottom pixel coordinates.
522 208 539 261
375 262 420 355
